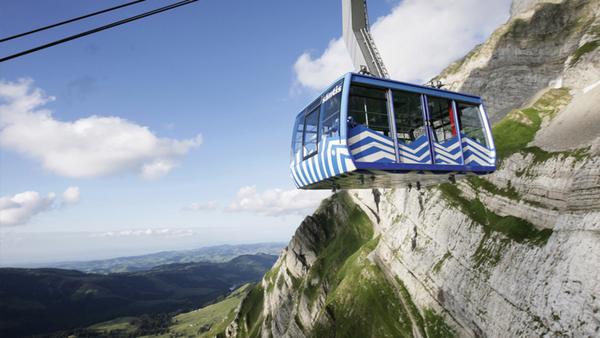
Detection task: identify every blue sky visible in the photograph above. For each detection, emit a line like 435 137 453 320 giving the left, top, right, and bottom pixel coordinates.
0 0 512 266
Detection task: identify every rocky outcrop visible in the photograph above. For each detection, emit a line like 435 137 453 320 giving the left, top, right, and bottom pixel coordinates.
350 151 600 336
224 192 376 338
436 0 600 124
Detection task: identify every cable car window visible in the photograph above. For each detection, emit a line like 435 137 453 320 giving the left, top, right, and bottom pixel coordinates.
291 114 304 162
427 96 455 144
456 102 489 148
392 90 425 145
349 85 390 136
321 81 343 138
303 106 320 158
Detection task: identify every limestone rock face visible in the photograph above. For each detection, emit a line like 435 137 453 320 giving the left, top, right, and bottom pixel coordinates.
350 148 600 336
436 0 600 125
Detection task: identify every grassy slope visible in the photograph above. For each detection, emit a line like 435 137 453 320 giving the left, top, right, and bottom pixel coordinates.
85 283 253 338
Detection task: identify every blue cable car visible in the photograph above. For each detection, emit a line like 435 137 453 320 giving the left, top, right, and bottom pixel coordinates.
290 72 496 190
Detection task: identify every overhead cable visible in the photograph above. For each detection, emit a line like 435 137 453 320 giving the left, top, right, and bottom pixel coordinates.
0 0 147 43
0 0 198 63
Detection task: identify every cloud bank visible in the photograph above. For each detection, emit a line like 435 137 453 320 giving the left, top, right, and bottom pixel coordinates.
0 191 56 226
0 78 202 180
182 200 221 211
226 185 330 217
0 187 82 226
294 0 512 91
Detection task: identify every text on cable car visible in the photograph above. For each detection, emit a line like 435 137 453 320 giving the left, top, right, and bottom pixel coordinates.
322 85 342 103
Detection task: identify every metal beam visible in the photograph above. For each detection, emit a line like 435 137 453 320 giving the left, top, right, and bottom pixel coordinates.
342 0 389 78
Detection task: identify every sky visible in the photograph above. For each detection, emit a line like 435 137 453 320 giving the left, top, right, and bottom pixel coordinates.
0 0 512 266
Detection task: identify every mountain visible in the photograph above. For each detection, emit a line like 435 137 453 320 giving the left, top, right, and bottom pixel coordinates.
211 0 600 337
42 242 286 274
435 0 600 125
0 253 277 338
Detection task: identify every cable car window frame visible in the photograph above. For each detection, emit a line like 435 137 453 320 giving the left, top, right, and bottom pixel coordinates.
320 80 344 140
391 89 427 146
302 100 321 160
348 84 391 137
291 114 304 162
454 100 490 148
426 96 456 144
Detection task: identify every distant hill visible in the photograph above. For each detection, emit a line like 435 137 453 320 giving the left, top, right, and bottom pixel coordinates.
42 242 286 274
0 253 278 338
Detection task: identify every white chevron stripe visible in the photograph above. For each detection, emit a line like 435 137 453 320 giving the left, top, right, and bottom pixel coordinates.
351 141 395 156
463 140 495 156
462 145 494 163
356 150 396 162
399 150 430 162
348 130 394 147
398 141 429 155
465 154 492 166
399 156 427 164
434 140 461 152
435 153 461 164
434 146 462 160
462 138 492 154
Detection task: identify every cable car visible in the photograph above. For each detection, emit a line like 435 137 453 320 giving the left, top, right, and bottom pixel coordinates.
290 72 496 190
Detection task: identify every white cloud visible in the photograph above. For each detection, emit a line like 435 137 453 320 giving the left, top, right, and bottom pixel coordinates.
294 0 512 91
0 191 56 226
226 185 330 217
293 38 354 92
62 187 81 205
0 78 202 180
182 200 221 211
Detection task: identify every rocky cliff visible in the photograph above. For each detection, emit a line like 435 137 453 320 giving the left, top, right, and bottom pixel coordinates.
218 0 600 337
436 0 600 125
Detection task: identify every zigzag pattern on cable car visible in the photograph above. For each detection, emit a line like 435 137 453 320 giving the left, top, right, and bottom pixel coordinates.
433 136 462 165
461 134 496 166
290 137 355 188
347 125 396 163
398 135 431 164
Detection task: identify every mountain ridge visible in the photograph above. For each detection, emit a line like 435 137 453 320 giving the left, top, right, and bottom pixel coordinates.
24 242 287 274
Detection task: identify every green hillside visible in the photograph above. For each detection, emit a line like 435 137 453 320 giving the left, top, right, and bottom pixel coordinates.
83 283 254 338
0 254 277 337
